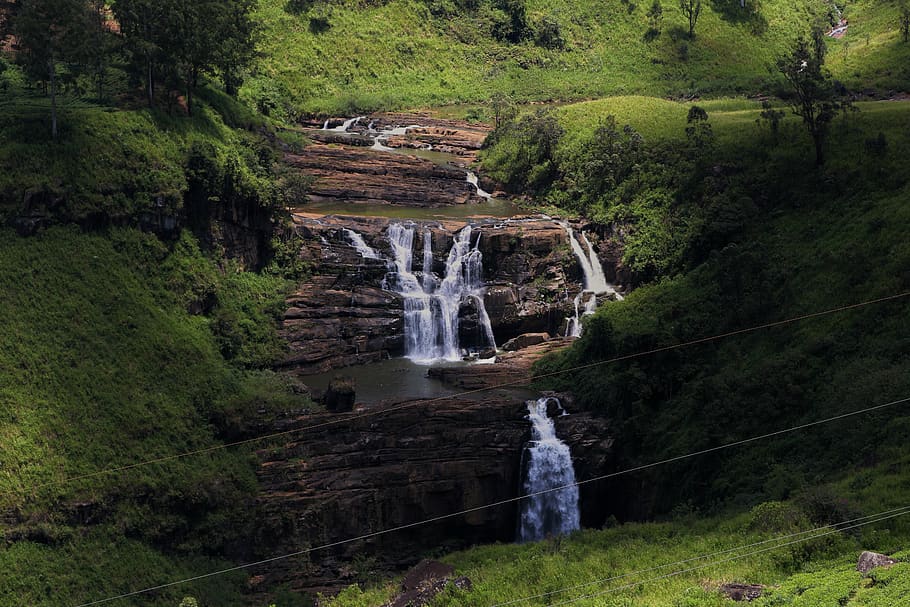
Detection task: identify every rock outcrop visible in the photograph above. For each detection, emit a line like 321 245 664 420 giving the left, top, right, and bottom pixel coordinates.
277 214 627 375
286 144 482 207
856 551 897 574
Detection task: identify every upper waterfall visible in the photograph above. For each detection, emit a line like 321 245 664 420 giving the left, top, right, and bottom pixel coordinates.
518 397 580 542
383 223 496 362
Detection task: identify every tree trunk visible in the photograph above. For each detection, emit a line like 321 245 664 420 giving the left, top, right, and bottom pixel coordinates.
814 133 824 166
147 55 154 108
49 58 58 141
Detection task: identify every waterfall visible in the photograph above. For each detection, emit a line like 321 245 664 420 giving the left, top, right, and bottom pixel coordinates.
330 116 363 132
343 228 382 260
384 223 496 362
466 171 493 199
518 397 580 542
561 223 623 336
421 230 437 292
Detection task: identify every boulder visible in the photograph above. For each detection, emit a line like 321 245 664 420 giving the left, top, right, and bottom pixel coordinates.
323 376 355 412
719 583 764 601
856 551 896 574
502 333 551 352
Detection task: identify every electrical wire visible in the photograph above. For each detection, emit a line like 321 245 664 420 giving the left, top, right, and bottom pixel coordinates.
9 290 908 500
70 394 910 606
488 504 910 607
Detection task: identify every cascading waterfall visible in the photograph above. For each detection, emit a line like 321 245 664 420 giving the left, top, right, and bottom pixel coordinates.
466 171 493 199
343 228 382 260
562 223 623 337
384 223 496 362
329 116 363 132
518 397 580 542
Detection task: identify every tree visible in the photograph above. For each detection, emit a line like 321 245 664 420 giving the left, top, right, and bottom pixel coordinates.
685 105 713 152
11 0 89 140
113 0 256 113
646 0 663 38
900 3 910 43
113 0 164 107
776 34 847 166
679 0 701 38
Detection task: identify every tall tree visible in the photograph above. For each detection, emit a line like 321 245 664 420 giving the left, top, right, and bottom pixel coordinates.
12 0 88 139
776 34 847 166
679 0 701 38
113 0 164 108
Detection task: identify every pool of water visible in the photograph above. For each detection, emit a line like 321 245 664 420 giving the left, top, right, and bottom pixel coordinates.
301 357 538 405
300 198 524 220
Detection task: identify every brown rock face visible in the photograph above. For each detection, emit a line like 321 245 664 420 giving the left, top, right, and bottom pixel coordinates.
286 145 481 207
253 394 614 594
502 333 551 352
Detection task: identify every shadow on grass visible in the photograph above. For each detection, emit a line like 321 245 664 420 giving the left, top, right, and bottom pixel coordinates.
709 0 768 35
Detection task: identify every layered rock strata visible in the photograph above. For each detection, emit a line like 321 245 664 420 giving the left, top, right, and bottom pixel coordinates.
253 394 613 594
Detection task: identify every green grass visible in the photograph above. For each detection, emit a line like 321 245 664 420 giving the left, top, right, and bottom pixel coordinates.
0 226 301 606
248 0 910 116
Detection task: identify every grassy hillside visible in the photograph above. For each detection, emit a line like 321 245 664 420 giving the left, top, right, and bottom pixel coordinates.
324 458 910 607
0 226 302 606
248 0 910 116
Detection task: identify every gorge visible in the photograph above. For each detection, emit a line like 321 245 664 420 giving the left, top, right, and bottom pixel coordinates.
247 115 624 593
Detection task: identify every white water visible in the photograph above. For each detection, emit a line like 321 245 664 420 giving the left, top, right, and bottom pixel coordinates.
466 171 493 199
328 116 363 132
562 224 623 336
383 223 496 362
518 397 580 542
343 228 382 260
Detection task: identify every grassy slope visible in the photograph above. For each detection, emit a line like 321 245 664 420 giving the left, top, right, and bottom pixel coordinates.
0 225 299 606
249 0 910 115
325 458 910 607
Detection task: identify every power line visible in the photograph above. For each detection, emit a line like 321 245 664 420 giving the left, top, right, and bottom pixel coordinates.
488 504 910 607
541 506 910 607
10 290 909 500
70 394 910 606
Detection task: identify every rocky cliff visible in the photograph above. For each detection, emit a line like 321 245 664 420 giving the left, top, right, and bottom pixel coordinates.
277 215 624 374
252 393 614 594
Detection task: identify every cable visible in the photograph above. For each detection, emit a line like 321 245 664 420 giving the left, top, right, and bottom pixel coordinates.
9 290 909 500
70 394 910 606
488 504 910 607
541 506 910 607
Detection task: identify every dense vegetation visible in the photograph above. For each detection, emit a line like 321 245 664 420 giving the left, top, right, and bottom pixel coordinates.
482 93 910 515
0 225 304 606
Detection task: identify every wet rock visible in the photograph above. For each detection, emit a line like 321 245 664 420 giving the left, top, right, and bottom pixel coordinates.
323 376 355 412
502 332 551 352
719 583 764 601
857 551 897 574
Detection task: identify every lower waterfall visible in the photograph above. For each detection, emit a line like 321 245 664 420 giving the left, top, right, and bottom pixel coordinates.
517 397 580 542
